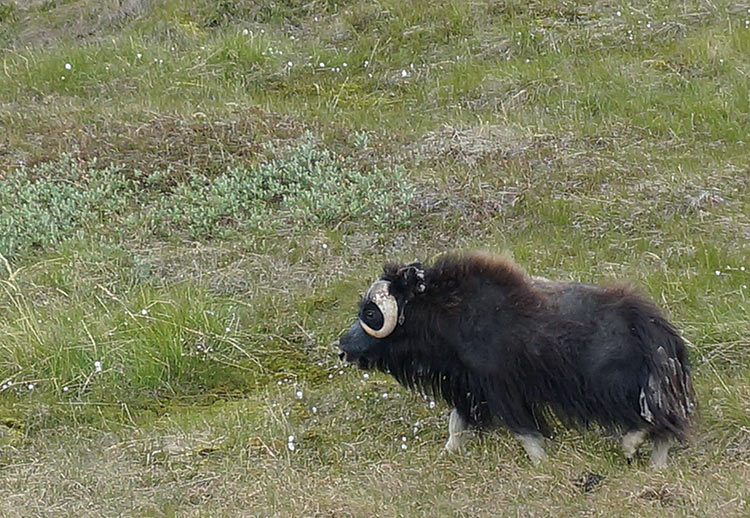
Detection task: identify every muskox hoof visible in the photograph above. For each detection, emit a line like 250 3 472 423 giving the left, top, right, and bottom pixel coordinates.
515 433 548 465
443 435 468 454
650 437 671 469
622 429 648 464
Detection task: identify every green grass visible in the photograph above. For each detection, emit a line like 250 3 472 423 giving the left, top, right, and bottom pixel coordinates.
1 0 749 516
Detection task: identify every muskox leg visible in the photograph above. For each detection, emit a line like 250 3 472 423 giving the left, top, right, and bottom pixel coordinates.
622 429 648 463
650 436 671 469
514 433 547 465
443 407 471 453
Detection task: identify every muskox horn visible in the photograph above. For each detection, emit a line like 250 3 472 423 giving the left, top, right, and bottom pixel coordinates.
359 280 399 338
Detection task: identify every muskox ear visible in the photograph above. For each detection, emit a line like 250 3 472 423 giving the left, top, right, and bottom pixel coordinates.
397 262 427 294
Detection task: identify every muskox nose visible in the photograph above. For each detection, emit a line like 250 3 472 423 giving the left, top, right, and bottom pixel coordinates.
338 322 366 365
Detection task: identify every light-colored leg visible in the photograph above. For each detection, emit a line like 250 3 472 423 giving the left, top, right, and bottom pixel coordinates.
650 436 671 469
443 408 471 453
622 429 648 463
514 433 547 465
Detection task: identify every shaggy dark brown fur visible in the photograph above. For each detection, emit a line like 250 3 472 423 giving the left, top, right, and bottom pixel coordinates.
339 252 696 460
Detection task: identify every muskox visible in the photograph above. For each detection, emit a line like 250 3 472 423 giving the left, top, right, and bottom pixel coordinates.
338 252 696 467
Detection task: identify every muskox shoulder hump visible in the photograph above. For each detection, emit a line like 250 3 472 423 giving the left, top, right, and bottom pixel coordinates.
433 251 530 288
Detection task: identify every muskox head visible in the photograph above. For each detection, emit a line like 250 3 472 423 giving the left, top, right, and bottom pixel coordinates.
338 262 426 369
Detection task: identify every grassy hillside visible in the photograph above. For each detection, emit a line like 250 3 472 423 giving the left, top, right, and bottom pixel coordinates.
1 1 748 516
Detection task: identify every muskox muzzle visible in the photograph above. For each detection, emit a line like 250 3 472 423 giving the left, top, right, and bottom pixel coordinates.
338 321 380 370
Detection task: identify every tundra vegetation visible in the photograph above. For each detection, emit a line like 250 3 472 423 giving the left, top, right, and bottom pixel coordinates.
0 0 748 516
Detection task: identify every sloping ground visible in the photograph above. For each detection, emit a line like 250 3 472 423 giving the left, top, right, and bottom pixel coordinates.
1 1 749 516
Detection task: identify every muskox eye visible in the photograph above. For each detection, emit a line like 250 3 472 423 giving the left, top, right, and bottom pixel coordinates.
361 302 385 331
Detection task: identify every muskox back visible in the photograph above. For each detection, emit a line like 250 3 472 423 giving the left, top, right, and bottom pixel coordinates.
528 279 695 441
338 252 697 466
